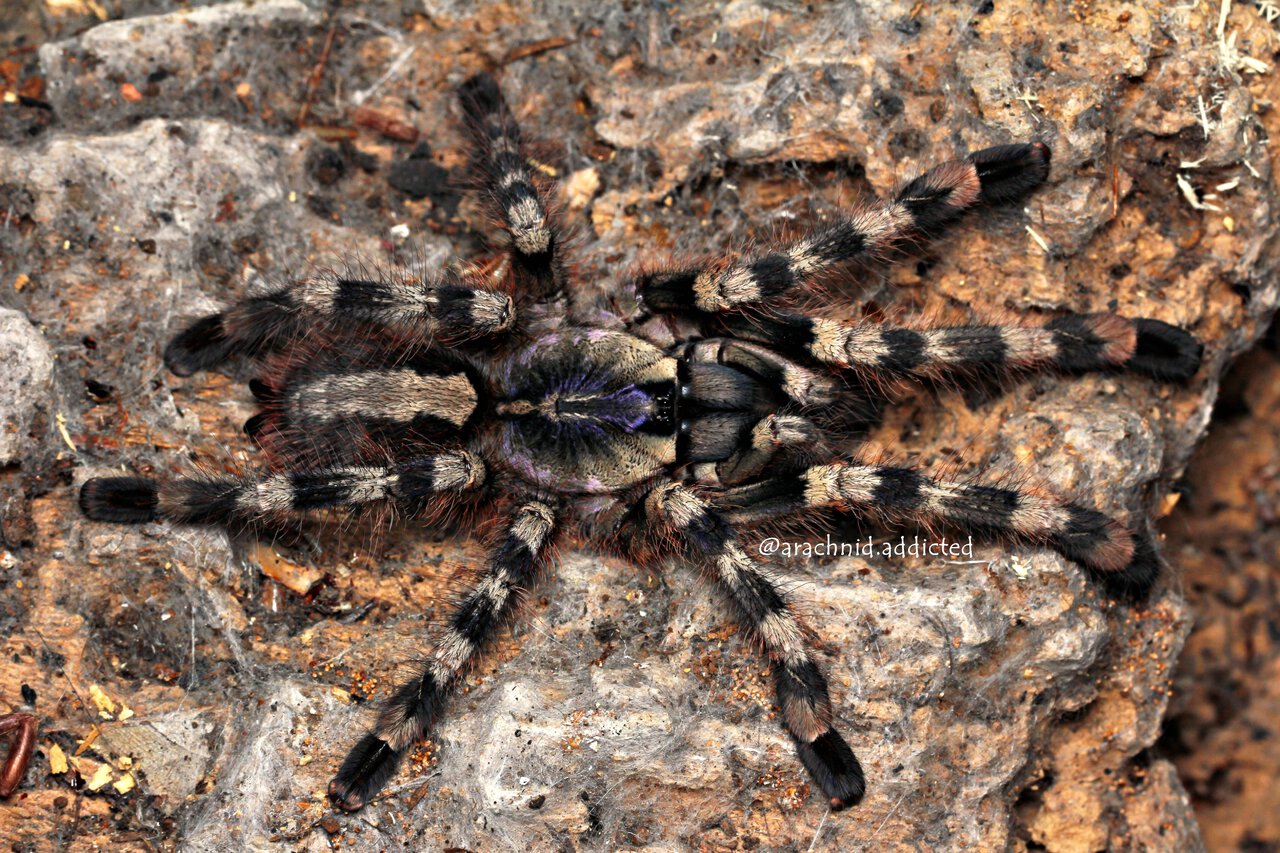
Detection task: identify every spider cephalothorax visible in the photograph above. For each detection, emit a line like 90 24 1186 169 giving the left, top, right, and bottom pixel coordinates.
78 72 1203 813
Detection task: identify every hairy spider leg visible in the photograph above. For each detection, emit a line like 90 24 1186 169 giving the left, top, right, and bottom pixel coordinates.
721 311 1204 383
242 360 481 454
636 143 1052 314
78 451 486 526
327 500 558 811
716 462 1159 598
683 338 840 407
644 483 865 810
686 413 821 487
458 72 568 302
164 271 514 376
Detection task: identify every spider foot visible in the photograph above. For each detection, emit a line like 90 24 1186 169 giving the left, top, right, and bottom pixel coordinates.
1051 508 1161 601
79 477 160 523
968 141 1052 204
164 313 233 377
328 733 401 812
794 728 865 811
1126 319 1204 382
1099 531 1161 603
457 71 503 118
243 411 271 443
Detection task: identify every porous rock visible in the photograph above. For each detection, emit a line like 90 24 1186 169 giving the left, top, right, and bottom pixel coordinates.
0 309 54 466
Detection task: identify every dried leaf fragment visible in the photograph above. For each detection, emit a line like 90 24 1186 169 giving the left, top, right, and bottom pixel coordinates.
48 743 68 775
89 684 116 718
564 168 601 211
86 762 113 792
254 543 323 595
113 772 136 794
74 725 100 756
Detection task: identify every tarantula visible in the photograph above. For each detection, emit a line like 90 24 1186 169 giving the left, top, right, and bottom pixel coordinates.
79 73 1203 813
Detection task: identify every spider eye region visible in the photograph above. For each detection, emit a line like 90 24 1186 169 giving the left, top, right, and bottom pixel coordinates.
496 329 680 493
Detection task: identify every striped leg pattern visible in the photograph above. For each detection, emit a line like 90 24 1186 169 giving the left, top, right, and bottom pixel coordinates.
328 500 558 811
727 311 1203 383
646 483 864 810
637 143 1051 314
458 73 566 301
78 451 486 526
718 463 1157 597
164 272 514 376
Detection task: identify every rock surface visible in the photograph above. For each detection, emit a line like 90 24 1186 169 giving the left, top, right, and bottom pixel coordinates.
1164 325 1280 853
0 1 1277 851
0 308 55 466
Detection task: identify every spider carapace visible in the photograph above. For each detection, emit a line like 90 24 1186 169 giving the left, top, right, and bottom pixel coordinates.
79 72 1204 813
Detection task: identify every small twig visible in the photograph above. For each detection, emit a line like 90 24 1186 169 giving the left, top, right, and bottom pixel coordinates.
352 105 419 143
805 807 831 852
352 44 416 106
187 603 198 691
864 788 910 847
1025 224 1050 253
1111 161 1121 219
502 36 575 66
297 21 339 129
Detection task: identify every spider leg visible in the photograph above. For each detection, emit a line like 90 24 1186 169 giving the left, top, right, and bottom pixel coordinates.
645 482 865 810
687 413 819 486
458 72 567 302
78 451 485 526
685 338 838 407
328 499 558 811
164 272 514 376
677 341 826 484
243 362 479 454
723 311 1204 383
637 143 1051 314
716 462 1158 598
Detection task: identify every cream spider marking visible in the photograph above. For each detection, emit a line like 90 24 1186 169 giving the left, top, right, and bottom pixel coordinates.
79 72 1203 814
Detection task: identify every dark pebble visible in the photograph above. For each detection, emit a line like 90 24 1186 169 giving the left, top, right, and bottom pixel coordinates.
388 143 452 204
